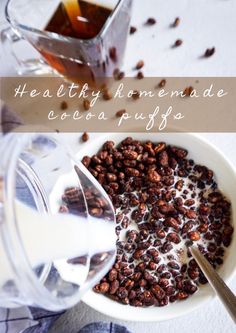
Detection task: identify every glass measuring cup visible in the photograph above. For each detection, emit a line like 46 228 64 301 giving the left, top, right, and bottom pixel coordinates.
0 132 116 311
1 0 132 86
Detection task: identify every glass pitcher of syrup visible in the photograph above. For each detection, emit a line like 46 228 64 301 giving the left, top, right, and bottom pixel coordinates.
1 0 132 86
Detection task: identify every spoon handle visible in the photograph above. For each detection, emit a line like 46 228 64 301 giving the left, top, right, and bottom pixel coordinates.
190 246 236 324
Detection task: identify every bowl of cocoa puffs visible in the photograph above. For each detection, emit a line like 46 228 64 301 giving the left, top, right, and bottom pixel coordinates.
77 133 236 322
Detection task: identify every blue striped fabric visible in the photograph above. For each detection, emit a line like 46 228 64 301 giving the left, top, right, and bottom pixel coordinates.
79 322 132 333
0 308 133 333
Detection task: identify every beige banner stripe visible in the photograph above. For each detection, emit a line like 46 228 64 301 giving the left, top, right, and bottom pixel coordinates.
1 77 236 132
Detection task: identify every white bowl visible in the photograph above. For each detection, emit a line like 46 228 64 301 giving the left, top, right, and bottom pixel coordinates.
76 133 236 322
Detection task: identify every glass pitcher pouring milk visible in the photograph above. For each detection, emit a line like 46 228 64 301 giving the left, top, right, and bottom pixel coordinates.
0 132 116 311
1 0 132 85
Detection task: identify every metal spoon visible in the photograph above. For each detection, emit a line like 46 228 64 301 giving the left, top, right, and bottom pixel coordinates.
190 246 236 324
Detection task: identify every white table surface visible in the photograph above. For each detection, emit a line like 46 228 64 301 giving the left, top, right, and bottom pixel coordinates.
1 0 236 332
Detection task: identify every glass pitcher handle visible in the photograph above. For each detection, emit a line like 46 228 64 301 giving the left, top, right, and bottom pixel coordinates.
0 27 48 75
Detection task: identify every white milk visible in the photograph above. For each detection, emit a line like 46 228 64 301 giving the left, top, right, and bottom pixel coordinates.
0 201 116 287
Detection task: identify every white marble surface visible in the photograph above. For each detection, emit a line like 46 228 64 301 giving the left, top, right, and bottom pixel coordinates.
1 0 236 332
1 0 236 77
